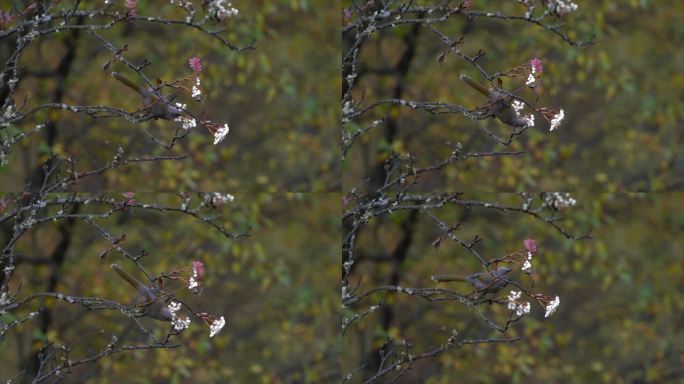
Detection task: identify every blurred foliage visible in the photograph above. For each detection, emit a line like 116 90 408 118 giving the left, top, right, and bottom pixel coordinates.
0 0 339 191
0 193 339 383
343 0 684 191
343 193 684 383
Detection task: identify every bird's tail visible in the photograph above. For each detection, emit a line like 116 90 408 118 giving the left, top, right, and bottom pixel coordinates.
431 274 468 283
111 71 144 96
460 74 490 97
111 263 145 292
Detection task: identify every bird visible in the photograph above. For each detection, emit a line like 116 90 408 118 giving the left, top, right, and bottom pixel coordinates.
431 266 513 295
111 263 172 321
111 71 183 120
460 74 529 128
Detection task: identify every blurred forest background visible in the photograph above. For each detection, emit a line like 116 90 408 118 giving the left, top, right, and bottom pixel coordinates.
0 193 339 383
343 193 684 383
343 0 684 191
0 0 339 192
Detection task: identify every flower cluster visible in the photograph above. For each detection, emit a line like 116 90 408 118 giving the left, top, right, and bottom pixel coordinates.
507 290 531 317
197 313 227 338
545 296 560 317
511 99 535 128
191 76 202 100
175 116 196 130
538 107 566 131
549 109 565 131
176 56 232 144
518 0 578 16
207 0 239 20
209 316 226 337
543 192 577 210
207 192 235 207
173 103 197 130
547 0 578 15
169 301 191 331
162 262 227 338
170 0 195 12
534 294 561 318
213 123 230 145
522 238 536 271
497 239 560 319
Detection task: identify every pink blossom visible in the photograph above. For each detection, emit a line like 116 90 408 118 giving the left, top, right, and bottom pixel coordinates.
524 239 537 254
0 10 13 27
530 58 543 73
120 192 135 207
343 8 352 22
125 0 137 16
192 260 205 279
188 57 202 73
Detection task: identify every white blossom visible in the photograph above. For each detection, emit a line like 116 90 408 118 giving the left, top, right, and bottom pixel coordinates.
213 123 229 145
544 296 560 318
207 0 239 20
168 301 191 331
209 316 226 338
512 99 525 114
547 0 578 15
511 100 535 127
544 192 577 210
210 192 234 206
507 291 531 317
168 301 182 313
549 109 564 131
522 252 533 271
173 103 196 130
188 276 198 289
172 315 191 331
170 0 194 7
523 113 535 127
191 76 201 99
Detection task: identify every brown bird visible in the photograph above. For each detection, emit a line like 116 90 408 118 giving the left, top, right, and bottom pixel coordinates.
431 266 513 295
461 74 530 128
111 263 172 321
111 71 183 120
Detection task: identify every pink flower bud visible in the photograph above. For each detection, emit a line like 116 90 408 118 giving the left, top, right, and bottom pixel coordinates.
125 0 137 16
192 260 205 279
188 57 202 73
530 58 543 73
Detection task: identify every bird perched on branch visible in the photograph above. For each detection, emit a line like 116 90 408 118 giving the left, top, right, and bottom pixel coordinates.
431 266 513 295
111 71 183 120
111 263 172 321
461 74 529 128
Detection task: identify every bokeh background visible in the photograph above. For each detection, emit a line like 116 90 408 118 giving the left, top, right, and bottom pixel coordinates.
0 0 339 191
343 1 684 191
0 193 339 383
343 193 684 383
